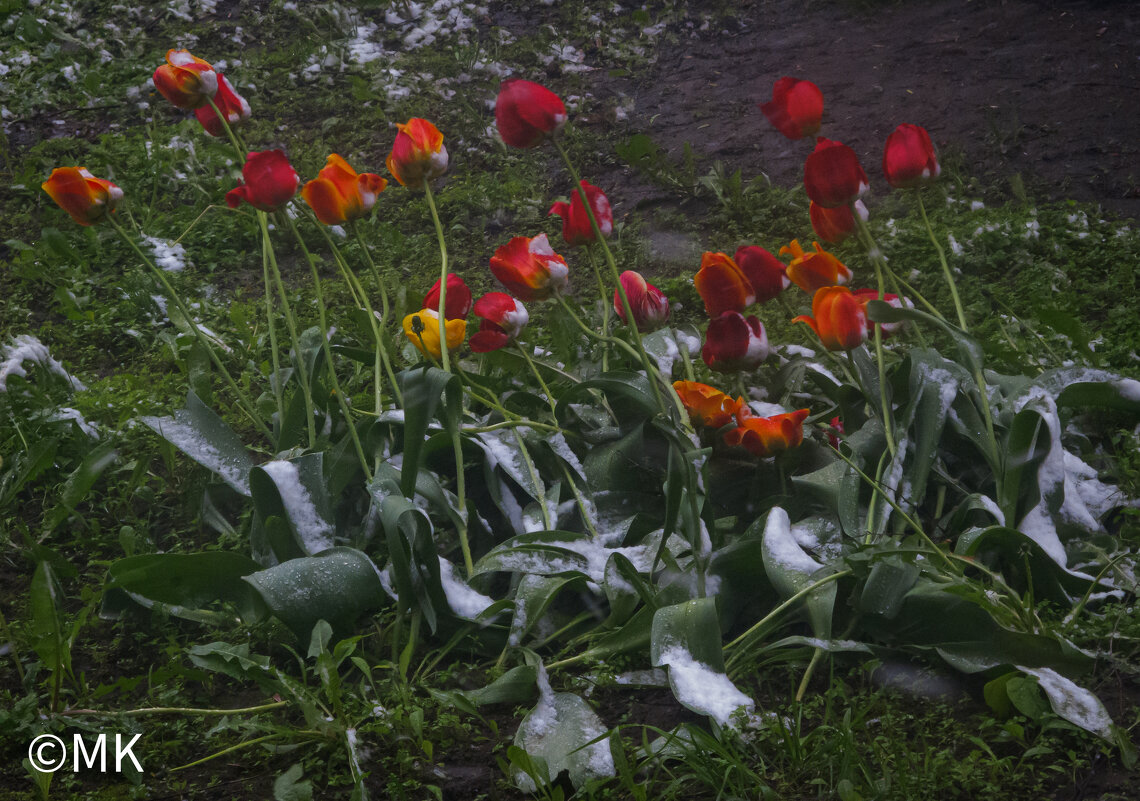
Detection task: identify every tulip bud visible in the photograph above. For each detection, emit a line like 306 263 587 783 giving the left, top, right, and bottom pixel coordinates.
780 239 853 294
883 123 940 189
495 78 568 148
403 307 466 359
792 286 868 351
803 137 868 209
225 150 299 212
734 246 790 304
386 118 448 188
469 292 529 353
724 408 810 458
809 200 868 245
673 381 747 429
42 167 123 226
614 271 670 332
489 234 569 302
302 154 387 226
194 73 250 137
548 181 613 247
694 252 755 318
759 77 823 140
423 274 473 321
702 311 770 373
153 49 218 110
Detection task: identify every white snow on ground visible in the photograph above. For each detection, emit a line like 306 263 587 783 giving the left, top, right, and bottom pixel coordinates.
51 407 99 438
0 335 86 392
144 235 190 272
260 460 335 553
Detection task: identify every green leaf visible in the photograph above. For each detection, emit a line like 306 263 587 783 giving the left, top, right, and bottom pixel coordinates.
140 390 253 496
43 442 117 533
242 548 388 641
250 454 336 557
108 551 262 620
761 507 836 638
457 664 538 707
556 371 658 425
957 526 1099 604
1015 665 1114 739
509 574 585 647
380 492 447 633
188 641 280 691
866 300 985 374
513 685 614 792
30 561 68 678
858 559 920 619
397 366 462 498
0 436 58 509
273 764 313 801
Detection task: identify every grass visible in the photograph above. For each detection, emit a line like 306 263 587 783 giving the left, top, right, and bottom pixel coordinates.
3 1 1140 799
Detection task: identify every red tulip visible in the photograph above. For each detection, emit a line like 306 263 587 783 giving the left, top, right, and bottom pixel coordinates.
614 271 670 332
734 246 789 304
702 311 769 373
469 292 529 353
673 381 747 429
302 154 387 226
423 273 473 321
225 150 299 212
883 123 940 189
495 78 568 148
852 288 913 338
724 408 810 458
41 167 123 226
694 252 755 318
548 180 613 247
809 200 868 245
793 286 868 351
153 49 217 110
827 415 845 450
194 74 250 137
759 77 823 140
803 137 868 209
780 240 853 294
386 118 448 187
489 233 569 302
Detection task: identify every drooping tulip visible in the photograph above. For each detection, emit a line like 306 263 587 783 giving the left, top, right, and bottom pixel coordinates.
614 271 670 332
193 74 250 137
42 167 123 226
548 180 613 247
803 137 868 209
489 233 569 302
386 118 448 187
780 240 853 294
225 150 299 212
759 77 823 140
673 381 747 429
694 252 755 318
469 292 529 353
724 408 810 458
302 154 387 226
883 123 940 189
403 307 466 359
852 288 913 338
153 49 218 110
702 311 770 373
423 273 473 321
809 200 868 245
792 286 868 351
495 78 568 148
734 246 790 304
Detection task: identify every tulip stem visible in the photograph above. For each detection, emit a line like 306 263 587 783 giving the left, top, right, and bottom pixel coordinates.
205 97 246 161
421 180 452 374
850 207 897 458
110 216 271 441
553 138 668 417
348 220 391 325
584 245 611 371
517 343 558 418
259 211 317 449
915 191 968 331
261 231 286 439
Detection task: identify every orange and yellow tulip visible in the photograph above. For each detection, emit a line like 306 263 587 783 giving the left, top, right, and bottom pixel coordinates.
673 381 747 430
694 251 755 318
724 408 810 458
780 239 852 294
42 167 123 226
793 286 868 351
302 154 387 226
387 118 448 188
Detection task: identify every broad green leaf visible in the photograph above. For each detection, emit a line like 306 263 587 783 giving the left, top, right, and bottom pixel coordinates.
509 574 585 647
273 764 314 801
43 442 117 533
243 547 388 641
1031 367 1140 414
140 391 253 495
957 526 1100 604
513 681 614 792
1016 665 1114 740
866 300 985 374
0 436 58 509
108 551 262 620
761 507 836 638
188 641 280 691
397 365 462 498
556 371 658 425
250 454 335 556
457 664 538 707
858 559 920 619
380 492 447 633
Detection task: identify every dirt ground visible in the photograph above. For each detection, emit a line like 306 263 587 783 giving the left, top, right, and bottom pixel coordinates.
577 0 1139 220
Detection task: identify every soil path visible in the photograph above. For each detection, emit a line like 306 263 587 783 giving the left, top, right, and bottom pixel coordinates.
588 0 1139 219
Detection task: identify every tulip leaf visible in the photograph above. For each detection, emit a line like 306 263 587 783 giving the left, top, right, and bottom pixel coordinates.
956 525 1102 604
866 300 985 375
397 365 462 498
140 390 253 496
380 490 447 633
509 574 586 648
761 507 836 639
555 371 659 425
250 454 336 557
512 685 614 792
107 551 263 621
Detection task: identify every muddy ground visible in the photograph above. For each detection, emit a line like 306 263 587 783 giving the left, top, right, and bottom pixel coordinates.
569 0 1139 220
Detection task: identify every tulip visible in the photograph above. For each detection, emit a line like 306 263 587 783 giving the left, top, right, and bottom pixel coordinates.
724 408 810 458
469 292 529 353
852 288 913 338
673 381 746 429
827 415 845 450
489 233 569 302
809 200 868 245
780 239 853 294
386 118 448 187
41 167 123 226
153 49 218 110
403 307 466 359
758 77 823 140
803 137 868 209
194 74 250 137
793 286 868 351
702 311 769 373
614 271 669 332
495 78 568 148
302 154 387 226
734 246 789 304
225 150 299 212
883 123 940 189
423 273 473 321
548 180 613 247
694 252 755 318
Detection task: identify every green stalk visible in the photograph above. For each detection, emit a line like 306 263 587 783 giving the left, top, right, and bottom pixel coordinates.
422 180 452 374
851 207 897 457
259 211 317 448
205 96 245 161
584 245 611 371
915 191 968 331
451 424 473 575
60 700 287 717
110 216 271 441
517 343 558 418
262 232 285 438
349 220 391 324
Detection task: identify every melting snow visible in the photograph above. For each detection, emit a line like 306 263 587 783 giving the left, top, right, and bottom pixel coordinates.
0 335 86 392
657 646 754 726
438 557 495 619
260 460 334 553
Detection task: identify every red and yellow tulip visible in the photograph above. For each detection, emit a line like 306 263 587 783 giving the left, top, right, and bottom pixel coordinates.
673 381 747 429
489 234 569 302
386 118 448 188
41 167 123 226
793 286 868 351
153 49 217 110
302 154 387 226
694 252 756 318
724 408 810 458
780 239 852 294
